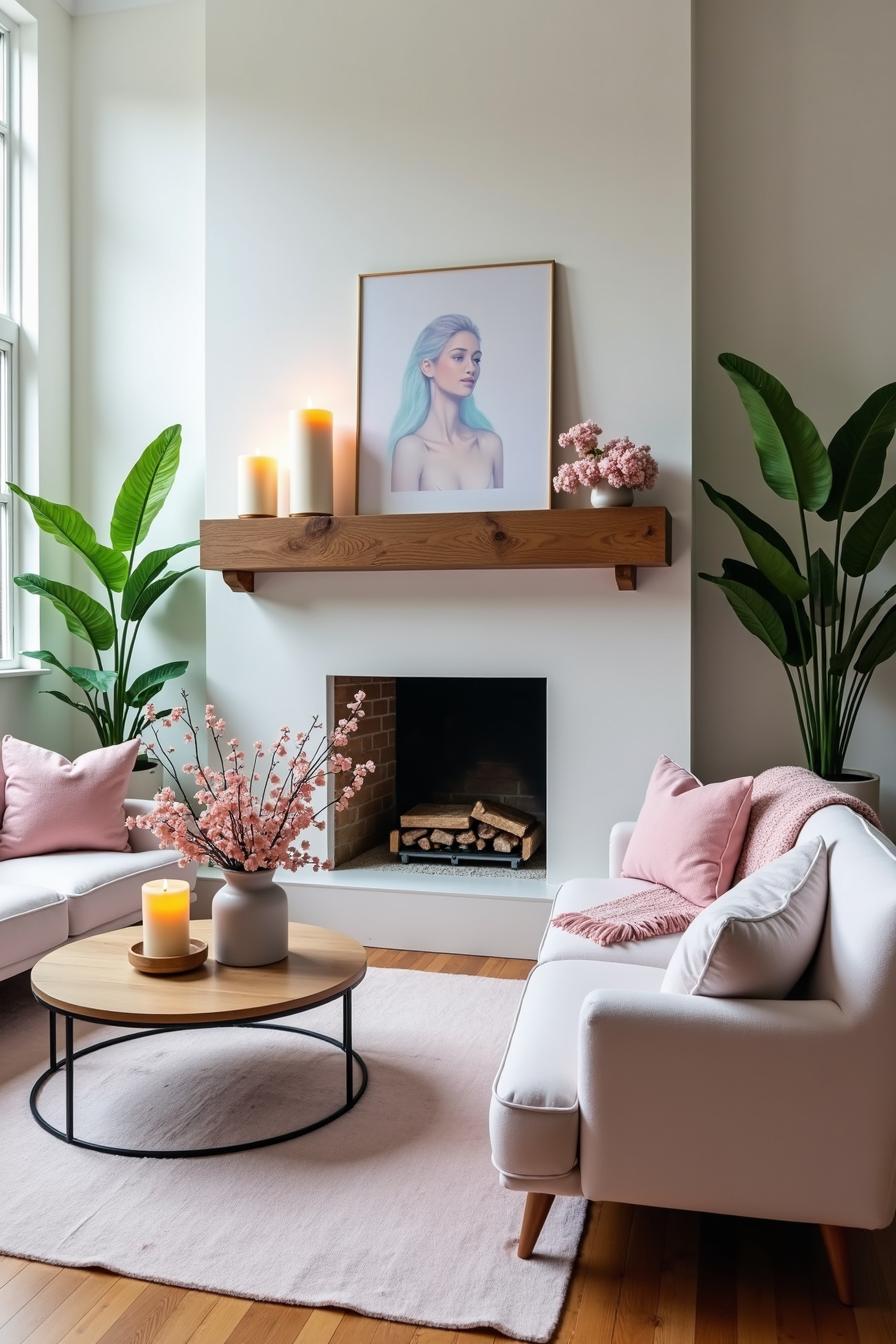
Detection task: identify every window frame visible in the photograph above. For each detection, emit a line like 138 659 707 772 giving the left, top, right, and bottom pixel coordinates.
0 9 22 670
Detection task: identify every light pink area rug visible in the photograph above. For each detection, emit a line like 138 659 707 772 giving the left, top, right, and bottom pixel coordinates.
0 967 586 1342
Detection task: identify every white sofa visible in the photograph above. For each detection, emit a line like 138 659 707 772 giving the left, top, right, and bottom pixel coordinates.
0 799 198 981
490 804 896 1303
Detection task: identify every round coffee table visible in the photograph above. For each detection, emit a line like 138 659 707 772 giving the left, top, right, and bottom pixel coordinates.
30 919 368 1159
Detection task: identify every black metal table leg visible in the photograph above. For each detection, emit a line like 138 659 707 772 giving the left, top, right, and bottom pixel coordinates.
30 990 369 1158
343 990 353 1105
65 1015 74 1142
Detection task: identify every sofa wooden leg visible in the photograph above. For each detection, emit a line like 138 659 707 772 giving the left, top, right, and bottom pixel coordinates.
820 1224 853 1305
517 1193 556 1259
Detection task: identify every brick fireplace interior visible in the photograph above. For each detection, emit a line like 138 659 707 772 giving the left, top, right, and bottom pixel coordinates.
330 676 547 870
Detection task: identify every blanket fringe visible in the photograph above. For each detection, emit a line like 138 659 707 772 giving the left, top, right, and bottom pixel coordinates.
551 907 697 947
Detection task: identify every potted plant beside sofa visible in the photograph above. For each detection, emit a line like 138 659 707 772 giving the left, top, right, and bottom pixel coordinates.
10 424 197 795
701 355 896 810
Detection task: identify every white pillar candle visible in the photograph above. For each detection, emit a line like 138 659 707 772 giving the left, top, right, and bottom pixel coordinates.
141 878 191 958
288 406 334 515
237 453 278 517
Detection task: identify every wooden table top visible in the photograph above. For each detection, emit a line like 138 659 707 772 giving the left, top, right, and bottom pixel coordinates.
30 920 368 1025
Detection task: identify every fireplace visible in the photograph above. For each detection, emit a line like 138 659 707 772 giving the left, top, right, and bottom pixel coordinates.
329 676 547 873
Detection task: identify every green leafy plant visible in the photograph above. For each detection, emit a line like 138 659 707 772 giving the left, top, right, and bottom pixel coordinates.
700 354 896 779
12 424 198 756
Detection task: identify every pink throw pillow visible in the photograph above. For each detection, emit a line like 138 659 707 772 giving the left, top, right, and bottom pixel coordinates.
622 755 753 906
0 736 140 859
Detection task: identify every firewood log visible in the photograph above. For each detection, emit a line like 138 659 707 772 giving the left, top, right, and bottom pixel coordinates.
475 839 487 851
472 799 534 838
417 836 432 851
430 829 455 847
399 804 471 830
494 832 521 853
457 830 476 845
477 823 497 840
520 824 545 862
401 828 427 844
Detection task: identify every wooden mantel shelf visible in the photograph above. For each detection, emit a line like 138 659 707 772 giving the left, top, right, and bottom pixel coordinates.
199 506 671 594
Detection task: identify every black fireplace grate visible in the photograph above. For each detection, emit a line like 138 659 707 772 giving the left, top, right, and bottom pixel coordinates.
398 847 525 871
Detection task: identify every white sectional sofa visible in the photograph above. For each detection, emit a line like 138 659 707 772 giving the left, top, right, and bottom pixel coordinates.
0 799 198 981
490 804 896 1304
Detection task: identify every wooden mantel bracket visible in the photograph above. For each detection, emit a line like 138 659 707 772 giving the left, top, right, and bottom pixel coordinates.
203 507 670 595
223 570 255 594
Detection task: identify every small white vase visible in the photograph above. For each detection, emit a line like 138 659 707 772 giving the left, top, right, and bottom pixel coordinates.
212 869 289 967
826 770 880 814
590 483 634 508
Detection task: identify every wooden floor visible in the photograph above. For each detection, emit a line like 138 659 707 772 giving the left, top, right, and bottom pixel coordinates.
2 946 895 1344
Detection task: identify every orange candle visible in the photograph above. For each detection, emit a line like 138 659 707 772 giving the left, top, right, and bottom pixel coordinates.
141 878 190 958
288 405 333 515
237 452 278 517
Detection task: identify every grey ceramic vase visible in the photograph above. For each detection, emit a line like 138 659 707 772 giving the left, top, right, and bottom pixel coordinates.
590 482 634 507
211 869 289 967
826 771 880 815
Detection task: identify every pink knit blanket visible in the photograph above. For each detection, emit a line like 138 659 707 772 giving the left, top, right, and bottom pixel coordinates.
551 766 880 948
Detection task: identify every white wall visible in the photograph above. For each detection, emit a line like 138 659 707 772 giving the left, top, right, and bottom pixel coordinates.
694 0 896 828
0 0 73 751
204 0 693 883
70 0 205 746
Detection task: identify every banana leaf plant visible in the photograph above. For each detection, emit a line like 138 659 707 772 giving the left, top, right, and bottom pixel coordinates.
11 424 197 757
700 355 896 780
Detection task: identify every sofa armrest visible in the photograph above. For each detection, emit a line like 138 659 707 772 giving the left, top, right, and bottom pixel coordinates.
608 822 635 877
577 988 895 1228
125 798 200 890
125 797 160 852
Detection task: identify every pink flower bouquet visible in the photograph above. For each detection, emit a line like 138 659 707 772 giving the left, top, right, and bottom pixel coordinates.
553 420 658 496
128 690 375 873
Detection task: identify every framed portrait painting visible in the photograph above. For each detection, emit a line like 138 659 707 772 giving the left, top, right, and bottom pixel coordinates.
356 260 555 515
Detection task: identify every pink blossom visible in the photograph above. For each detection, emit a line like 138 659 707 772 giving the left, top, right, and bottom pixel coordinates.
128 688 375 874
597 437 658 490
553 420 659 497
552 456 602 493
557 420 602 458
143 703 157 721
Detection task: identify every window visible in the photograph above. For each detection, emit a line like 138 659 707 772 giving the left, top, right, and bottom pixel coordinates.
0 13 19 666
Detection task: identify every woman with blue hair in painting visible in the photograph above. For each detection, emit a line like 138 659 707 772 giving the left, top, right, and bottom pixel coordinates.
390 314 504 491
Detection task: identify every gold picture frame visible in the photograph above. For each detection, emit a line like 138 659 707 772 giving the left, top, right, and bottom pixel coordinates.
355 260 556 516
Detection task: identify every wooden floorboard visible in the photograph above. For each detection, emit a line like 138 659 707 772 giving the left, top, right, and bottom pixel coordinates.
2 947 893 1343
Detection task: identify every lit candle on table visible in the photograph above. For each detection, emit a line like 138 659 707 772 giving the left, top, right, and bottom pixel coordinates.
141 878 191 958
237 452 278 518
289 402 334 515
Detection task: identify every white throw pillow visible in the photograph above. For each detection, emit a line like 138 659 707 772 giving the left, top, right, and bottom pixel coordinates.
660 837 828 998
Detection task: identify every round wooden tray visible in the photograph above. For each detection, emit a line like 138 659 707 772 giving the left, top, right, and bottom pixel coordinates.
128 938 209 975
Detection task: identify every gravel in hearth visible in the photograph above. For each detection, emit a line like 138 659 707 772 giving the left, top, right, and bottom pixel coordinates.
338 842 547 880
